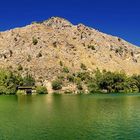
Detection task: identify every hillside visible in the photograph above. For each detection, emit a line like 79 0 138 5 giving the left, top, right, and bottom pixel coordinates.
0 17 140 90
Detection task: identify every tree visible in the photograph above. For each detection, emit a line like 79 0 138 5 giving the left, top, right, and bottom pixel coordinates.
52 80 62 90
131 75 140 92
23 75 35 86
36 86 48 94
0 69 22 95
96 71 127 93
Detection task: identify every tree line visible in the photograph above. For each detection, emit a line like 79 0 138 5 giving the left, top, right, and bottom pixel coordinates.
0 68 140 95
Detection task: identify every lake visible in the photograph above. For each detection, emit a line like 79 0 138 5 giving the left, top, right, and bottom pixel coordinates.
0 94 140 140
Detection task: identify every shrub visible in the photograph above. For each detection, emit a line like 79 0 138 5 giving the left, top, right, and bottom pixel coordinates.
88 45 96 50
87 80 99 93
27 55 32 62
76 72 90 81
131 75 140 92
52 80 62 90
53 42 57 48
63 66 69 73
0 69 23 95
115 47 123 55
36 52 42 58
67 75 74 82
64 90 73 94
16 90 25 95
118 38 121 42
17 64 23 71
36 86 48 94
80 63 87 70
57 74 65 80
77 83 83 90
59 61 63 66
32 38 38 45
74 77 82 84
23 75 35 86
9 50 13 57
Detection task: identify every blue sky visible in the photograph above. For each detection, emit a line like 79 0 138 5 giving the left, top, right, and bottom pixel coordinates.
0 0 140 46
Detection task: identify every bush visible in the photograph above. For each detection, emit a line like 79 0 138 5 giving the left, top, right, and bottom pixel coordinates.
16 90 25 95
76 72 90 81
80 63 87 70
36 86 48 94
27 55 32 62
63 66 69 73
87 79 99 93
64 90 73 94
67 75 74 82
23 75 35 86
17 64 23 71
52 80 62 90
131 75 140 92
59 61 63 66
115 47 123 55
36 52 42 58
77 83 83 90
88 45 96 50
32 38 38 45
57 74 65 80
0 69 23 95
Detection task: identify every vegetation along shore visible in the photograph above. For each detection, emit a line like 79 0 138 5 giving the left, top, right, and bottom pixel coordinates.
0 68 140 95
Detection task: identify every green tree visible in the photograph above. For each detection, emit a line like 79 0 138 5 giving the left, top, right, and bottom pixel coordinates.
131 75 140 92
52 80 62 90
36 86 48 94
0 69 22 95
23 75 35 86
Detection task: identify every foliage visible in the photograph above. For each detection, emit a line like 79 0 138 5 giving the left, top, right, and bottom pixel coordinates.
22 75 35 86
32 38 38 45
87 70 140 93
87 79 100 93
80 63 87 70
131 75 140 92
77 83 83 90
0 69 22 95
76 72 91 82
67 75 74 82
63 66 69 73
59 61 63 66
17 64 23 71
36 52 42 58
52 80 62 90
16 90 25 95
88 45 96 50
115 47 123 55
27 55 32 62
36 86 48 94
57 74 65 81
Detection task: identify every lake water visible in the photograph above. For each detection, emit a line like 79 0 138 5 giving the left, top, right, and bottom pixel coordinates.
0 94 140 140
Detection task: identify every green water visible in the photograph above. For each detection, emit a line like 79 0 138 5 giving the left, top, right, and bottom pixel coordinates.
0 94 140 140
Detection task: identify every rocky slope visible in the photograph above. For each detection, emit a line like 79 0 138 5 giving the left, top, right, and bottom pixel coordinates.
0 17 140 87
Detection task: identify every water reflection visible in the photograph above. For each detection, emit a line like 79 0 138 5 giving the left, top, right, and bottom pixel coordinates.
1 94 140 140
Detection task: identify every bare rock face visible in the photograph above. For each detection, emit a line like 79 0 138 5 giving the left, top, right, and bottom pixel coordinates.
43 17 73 29
0 16 140 84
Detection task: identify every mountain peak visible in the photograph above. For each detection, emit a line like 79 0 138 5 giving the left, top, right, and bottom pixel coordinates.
42 16 73 28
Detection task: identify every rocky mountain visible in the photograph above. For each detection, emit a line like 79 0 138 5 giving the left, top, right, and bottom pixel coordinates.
0 17 140 86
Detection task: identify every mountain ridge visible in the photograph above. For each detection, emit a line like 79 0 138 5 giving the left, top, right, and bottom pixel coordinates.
0 17 140 87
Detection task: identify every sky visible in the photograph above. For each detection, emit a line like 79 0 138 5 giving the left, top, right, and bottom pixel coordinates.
0 0 140 46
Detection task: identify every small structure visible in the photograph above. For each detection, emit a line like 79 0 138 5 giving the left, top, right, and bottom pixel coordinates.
17 86 36 95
